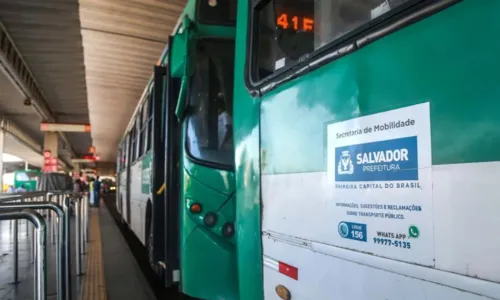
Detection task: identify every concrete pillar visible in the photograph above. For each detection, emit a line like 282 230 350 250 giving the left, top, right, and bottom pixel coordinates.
43 132 58 157
0 129 4 192
25 161 29 171
43 132 58 172
73 163 80 178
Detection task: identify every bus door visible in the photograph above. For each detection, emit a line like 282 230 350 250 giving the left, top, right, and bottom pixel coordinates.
126 133 132 224
151 35 181 287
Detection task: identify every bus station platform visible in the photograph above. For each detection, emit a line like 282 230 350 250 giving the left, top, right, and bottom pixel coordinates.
0 195 156 300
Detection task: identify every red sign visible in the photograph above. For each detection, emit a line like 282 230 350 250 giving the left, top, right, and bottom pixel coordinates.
43 151 58 173
40 123 91 132
82 154 99 161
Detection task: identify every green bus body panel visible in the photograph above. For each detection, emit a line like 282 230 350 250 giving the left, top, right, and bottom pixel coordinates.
181 227 238 299
141 153 152 194
181 165 238 299
170 23 235 78
261 1 500 175
197 25 236 39
184 158 235 196
233 0 264 299
170 11 239 299
234 1 500 299
171 28 188 78
14 170 41 191
179 129 238 298
117 1 239 297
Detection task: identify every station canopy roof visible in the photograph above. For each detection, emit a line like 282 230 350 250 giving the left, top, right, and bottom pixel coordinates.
0 0 186 166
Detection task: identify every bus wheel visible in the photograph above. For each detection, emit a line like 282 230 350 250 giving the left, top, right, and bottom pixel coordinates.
120 196 126 224
147 211 163 278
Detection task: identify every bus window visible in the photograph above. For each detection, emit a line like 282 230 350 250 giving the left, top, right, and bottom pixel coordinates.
130 128 136 162
117 149 122 172
26 171 39 181
252 0 411 81
186 39 235 168
142 95 151 153
136 108 143 158
123 136 129 167
197 0 237 25
15 172 29 181
146 93 152 151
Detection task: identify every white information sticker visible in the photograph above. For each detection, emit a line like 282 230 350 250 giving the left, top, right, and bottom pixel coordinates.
326 102 433 266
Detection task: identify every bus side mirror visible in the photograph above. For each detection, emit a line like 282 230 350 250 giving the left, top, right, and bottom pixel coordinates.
175 75 188 122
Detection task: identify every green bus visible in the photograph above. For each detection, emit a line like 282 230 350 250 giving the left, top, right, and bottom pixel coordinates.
116 0 237 298
234 0 500 299
118 0 500 299
3 170 41 192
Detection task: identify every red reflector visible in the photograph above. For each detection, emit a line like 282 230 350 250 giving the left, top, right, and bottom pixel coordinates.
278 261 298 280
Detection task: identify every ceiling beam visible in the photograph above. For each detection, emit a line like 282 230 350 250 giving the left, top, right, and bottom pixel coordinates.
0 20 77 165
0 117 70 170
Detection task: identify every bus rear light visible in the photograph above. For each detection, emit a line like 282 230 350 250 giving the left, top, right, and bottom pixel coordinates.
190 203 202 213
278 261 298 280
222 223 234 237
204 212 217 227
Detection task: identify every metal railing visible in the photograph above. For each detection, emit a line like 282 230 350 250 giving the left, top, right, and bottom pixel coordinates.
0 191 90 300
0 209 46 300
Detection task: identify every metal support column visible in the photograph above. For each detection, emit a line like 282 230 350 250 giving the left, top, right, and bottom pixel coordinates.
0 201 67 300
0 128 4 191
75 199 82 276
0 210 47 300
63 197 72 300
13 217 18 283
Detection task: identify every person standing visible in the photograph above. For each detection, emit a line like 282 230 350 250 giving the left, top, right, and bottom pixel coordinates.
16 184 26 193
7 185 15 193
94 176 101 207
73 179 82 198
89 178 95 207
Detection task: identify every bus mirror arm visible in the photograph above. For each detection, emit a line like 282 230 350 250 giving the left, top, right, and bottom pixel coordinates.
175 75 188 122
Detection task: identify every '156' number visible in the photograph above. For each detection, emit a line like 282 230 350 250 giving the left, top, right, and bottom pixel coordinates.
351 230 364 240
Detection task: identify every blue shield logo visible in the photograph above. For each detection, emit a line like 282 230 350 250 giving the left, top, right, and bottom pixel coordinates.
335 136 418 182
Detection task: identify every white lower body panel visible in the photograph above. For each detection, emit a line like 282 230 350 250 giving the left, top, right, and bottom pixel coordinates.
262 234 498 300
261 162 500 300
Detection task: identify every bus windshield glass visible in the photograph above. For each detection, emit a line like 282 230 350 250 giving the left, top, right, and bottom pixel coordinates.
252 0 412 81
26 171 39 179
197 0 237 25
186 39 235 168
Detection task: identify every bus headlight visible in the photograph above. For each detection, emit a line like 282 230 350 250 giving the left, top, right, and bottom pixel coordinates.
222 223 234 237
203 212 217 227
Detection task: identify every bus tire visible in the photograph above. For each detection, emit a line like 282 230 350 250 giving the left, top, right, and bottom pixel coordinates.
146 203 163 278
119 195 126 225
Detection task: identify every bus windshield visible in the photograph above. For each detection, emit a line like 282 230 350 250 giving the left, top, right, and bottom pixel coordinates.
15 171 39 181
186 39 235 168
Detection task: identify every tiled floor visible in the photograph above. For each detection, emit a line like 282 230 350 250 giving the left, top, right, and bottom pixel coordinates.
98 204 156 300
